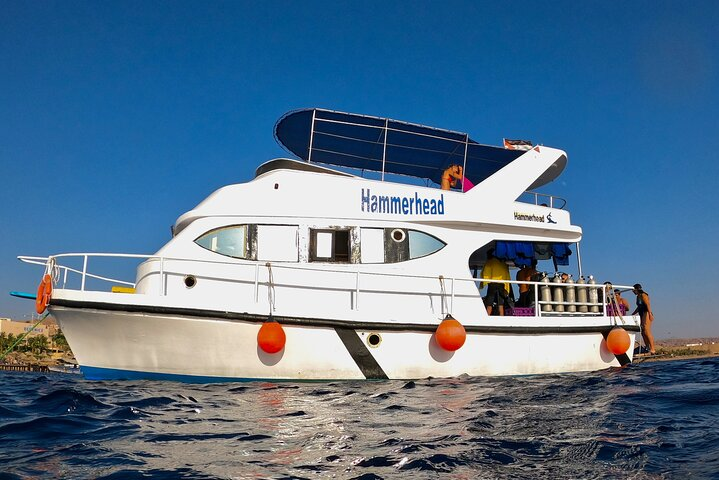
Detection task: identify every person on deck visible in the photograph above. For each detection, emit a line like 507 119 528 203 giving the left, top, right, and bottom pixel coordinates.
481 249 511 316
601 281 613 304
516 259 538 307
613 289 630 313
441 165 474 191
631 283 655 355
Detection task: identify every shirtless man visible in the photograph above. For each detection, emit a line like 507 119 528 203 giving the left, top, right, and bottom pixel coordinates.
516 260 538 307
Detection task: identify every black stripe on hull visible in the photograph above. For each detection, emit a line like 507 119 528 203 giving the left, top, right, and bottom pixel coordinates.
334 328 388 380
50 299 641 335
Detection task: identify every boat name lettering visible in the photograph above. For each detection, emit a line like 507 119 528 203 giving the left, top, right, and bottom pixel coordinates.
514 212 545 222
361 189 445 215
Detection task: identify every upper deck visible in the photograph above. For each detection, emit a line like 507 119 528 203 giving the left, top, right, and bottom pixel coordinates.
274 108 566 189
174 109 575 238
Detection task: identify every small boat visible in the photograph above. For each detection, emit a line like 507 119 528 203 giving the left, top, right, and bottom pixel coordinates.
20 108 640 382
48 364 81 375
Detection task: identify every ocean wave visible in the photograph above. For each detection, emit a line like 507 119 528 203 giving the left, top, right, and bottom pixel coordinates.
0 358 717 478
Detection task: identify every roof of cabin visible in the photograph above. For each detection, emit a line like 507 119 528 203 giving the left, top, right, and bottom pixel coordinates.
255 158 355 178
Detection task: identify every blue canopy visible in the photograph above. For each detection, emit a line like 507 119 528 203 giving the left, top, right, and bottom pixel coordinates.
274 108 527 186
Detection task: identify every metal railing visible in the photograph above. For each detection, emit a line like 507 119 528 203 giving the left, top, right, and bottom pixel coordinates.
19 253 634 319
523 190 567 209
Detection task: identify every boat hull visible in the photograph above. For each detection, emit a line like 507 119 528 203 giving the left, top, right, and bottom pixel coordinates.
51 304 637 382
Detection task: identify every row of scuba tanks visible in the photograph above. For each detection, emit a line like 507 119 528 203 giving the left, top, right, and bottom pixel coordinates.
535 273 603 313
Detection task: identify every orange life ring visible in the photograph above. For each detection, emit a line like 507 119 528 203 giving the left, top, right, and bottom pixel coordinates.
35 274 52 314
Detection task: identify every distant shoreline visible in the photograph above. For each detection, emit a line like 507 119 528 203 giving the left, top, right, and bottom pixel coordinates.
638 352 719 363
0 363 50 372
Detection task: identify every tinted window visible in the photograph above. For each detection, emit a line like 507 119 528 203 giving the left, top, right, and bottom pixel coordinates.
409 230 445 259
195 226 247 258
361 228 445 263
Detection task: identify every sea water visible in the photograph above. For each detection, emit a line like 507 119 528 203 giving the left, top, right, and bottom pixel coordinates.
1 358 718 479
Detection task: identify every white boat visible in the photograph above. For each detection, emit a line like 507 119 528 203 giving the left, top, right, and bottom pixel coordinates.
20 108 640 382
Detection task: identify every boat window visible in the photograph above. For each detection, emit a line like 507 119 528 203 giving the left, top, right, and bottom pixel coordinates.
360 228 445 263
310 229 350 263
408 230 445 259
257 225 299 262
194 225 248 259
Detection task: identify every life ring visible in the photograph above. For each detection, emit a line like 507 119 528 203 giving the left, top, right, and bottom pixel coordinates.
35 274 52 314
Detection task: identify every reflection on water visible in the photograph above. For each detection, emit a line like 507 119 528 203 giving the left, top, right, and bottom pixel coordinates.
1 358 718 479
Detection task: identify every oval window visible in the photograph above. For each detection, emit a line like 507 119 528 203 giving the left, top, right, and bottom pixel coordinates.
195 225 248 258
408 230 445 259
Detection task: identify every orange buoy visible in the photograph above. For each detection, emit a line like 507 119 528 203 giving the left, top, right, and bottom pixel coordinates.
606 327 631 355
435 315 466 351
257 320 286 354
35 274 52 314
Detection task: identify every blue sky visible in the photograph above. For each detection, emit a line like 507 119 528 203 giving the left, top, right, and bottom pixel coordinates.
1 1 717 337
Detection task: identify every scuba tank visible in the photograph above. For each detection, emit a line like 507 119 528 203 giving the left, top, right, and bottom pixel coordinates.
565 274 577 312
540 272 552 312
552 273 564 312
588 275 599 313
577 275 588 313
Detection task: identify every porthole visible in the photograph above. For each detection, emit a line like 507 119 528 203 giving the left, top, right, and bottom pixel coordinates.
391 229 406 243
367 333 382 348
184 275 197 289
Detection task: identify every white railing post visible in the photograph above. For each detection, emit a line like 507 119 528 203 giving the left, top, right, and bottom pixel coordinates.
355 271 360 310
576 242 583 279
80 255 88 291
450 277 455 312
602 289 607 316
254 263 260 303
159 257 165 295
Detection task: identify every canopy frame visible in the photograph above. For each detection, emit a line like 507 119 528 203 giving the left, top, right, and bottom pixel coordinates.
275 108 529 187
